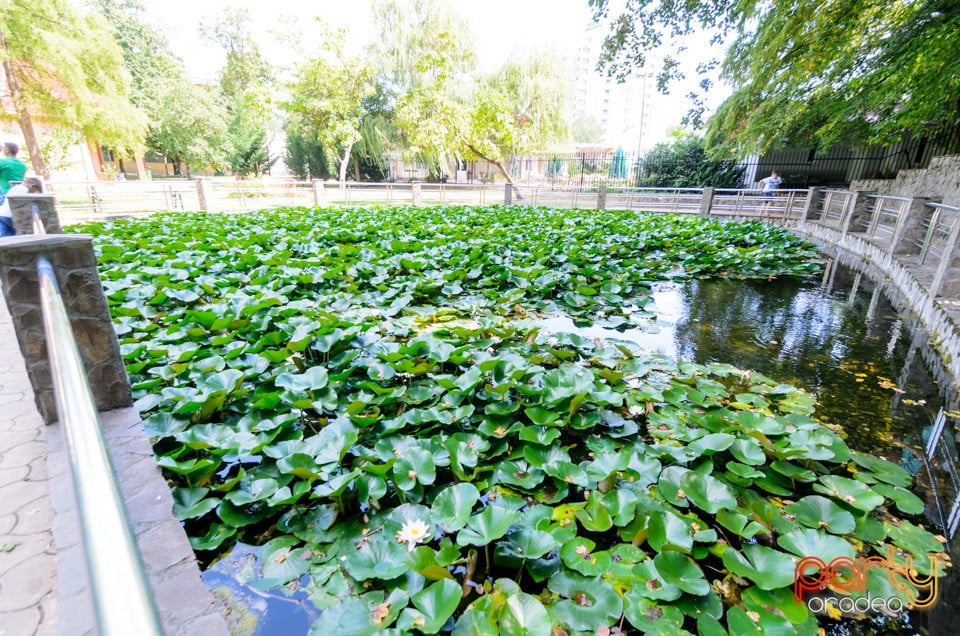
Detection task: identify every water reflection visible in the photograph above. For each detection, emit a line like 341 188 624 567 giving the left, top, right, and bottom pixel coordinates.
544 261 952 460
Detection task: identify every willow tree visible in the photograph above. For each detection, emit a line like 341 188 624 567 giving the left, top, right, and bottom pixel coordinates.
589 0 960 155
374 0 476 178
463 54 569 191
1 0 144 178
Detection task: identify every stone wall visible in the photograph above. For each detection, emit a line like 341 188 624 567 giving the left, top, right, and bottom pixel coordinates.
851 155 960 206
0 234 131 423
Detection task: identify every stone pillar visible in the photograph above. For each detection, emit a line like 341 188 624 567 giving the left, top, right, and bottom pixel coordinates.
312 180 325 206
889 197 932 256
800 187 822 222
503 183 512 205
134 156 147 181
0 235 132 423
412 182 422 206
929 219 960 299
840 190 875 234
196 178 213 211
9 194 61 235
597 186 607 210
699 187 715 216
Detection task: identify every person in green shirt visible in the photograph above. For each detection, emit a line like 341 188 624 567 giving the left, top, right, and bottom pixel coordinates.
0 142 27 193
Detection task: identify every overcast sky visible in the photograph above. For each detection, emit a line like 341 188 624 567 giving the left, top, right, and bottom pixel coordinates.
143 0 597 83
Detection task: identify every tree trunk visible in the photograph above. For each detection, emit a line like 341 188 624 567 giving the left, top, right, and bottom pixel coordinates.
338 143 353 186
465 144 523 200
0 32 49 180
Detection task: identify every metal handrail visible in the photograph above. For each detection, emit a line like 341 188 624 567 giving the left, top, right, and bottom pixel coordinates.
34 253 162 634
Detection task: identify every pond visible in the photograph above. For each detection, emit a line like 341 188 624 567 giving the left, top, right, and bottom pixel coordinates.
203 257 960 635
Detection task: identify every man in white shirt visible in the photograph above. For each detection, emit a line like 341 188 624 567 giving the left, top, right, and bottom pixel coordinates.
758 170 782 214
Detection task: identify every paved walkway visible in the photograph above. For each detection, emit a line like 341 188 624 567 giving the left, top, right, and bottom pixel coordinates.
0 292 56 636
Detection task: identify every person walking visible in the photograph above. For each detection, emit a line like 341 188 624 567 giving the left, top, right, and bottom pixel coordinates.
758 170 782 215
0 143 28 237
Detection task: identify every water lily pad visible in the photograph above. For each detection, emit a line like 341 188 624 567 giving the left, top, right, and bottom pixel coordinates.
722 544 797 590
500 593 551 636
787 495 856 535
872 483 925 515
547 572 623 632
813 476 885 512
778 528 856 563
623 590 686 633
429 483 480 532
849 451 912 488
456 505 521 547
397 579 462 633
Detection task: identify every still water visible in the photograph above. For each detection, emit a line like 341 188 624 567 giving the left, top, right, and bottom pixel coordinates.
205 258 959 634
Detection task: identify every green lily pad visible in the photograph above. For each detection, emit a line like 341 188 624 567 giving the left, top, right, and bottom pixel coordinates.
547 572 623 632
787 495 856 535
722 544 797 590
456 505 521 547
813 475 885 512
500 593 551 636
397 579 463 633
430 483 481 532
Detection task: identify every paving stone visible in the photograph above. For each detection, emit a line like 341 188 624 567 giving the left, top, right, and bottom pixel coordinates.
0 466 29 489
0 604 41 636
11 497 55 536
136 521 192 573
177 611 228 636
0 482 48 519
0 441 46 468
0 514 15 535
0 550 56 611
0 532 54 577
53 543 87 599
36 591 56 636
55 590 95 636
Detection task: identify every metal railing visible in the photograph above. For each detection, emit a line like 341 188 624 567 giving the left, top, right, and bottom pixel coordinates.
919 202 960 265
30 204 163 635
865 195 911 244
819 189 857 226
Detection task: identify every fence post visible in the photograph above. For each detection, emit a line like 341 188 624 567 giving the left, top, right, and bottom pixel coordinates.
889 197 932 256
700 187 715 216
412 182 422 206
196 178 212 212
10 194 61 234
597 186 607 210
312 179 325 206
0 235 133 423
504 183 512 205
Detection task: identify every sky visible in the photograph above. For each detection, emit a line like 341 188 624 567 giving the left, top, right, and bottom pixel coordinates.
139 0 730 147
143 0 598 83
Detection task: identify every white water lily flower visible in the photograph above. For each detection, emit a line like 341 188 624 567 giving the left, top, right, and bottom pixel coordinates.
396 519 431 551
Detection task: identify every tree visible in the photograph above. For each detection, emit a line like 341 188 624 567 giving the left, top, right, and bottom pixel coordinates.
571 114 604 143
636 132 745 188
373 0 476 177
96 0 227 175
590 0 960 155
1 0 145 178
284 28 377 185
284 122 331 180
201 8 273 177
461 54 569 191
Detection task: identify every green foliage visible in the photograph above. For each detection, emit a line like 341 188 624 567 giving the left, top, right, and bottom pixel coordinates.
284 125 331 181
70 205 948 632
96 0 227 172
638 133 746 187
591 0 960 153
2 0 145 158
283 28 378 184
224 97 273 178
